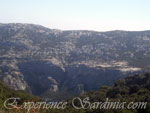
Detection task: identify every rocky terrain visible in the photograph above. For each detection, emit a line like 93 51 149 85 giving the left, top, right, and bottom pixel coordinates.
0 23 149 99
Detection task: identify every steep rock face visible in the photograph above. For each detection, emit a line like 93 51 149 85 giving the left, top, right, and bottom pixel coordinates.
17 60 65 95
0 23 149 96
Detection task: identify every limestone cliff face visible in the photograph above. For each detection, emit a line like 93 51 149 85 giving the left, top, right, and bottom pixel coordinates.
0 23 149 97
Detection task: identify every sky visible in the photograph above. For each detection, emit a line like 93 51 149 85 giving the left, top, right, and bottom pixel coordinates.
0 0 150 31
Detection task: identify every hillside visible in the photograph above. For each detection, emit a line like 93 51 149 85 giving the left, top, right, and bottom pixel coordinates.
0 73 150 113
0 81 39 113
48 73 150 113
0 23 150 97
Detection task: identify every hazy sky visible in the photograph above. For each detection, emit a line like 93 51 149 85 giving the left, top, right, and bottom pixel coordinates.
0 0 150 31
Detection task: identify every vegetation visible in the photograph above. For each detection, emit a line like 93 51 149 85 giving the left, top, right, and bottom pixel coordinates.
48 73 150 113
0 81 40 113
0 73 150 113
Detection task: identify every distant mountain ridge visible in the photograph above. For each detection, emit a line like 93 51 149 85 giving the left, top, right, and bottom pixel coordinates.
0 23 149 98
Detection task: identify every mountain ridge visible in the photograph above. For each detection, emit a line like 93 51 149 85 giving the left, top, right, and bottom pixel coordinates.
1 23 150 32
0 23 150 99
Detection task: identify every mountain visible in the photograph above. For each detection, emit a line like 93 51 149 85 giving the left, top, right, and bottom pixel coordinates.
0 23 150 98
